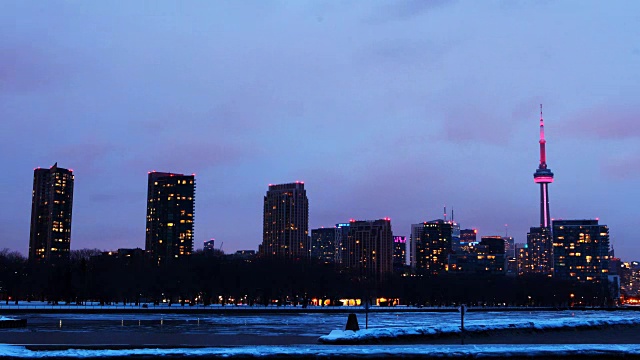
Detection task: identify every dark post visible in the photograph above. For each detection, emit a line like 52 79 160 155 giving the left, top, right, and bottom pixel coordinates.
459 304 466 345
365 297 369 329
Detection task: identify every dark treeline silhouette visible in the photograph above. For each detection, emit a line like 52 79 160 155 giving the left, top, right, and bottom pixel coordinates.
0 249 614 307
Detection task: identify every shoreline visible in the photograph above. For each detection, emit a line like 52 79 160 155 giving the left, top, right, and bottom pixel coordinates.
0 305 634 315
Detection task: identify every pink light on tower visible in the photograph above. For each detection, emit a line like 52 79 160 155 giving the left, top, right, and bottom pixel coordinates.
533 104 555 228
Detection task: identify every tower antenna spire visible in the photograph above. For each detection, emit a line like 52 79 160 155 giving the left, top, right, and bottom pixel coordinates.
533 104 554 228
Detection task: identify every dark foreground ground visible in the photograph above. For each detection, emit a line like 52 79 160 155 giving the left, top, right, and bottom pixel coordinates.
2 320 640 359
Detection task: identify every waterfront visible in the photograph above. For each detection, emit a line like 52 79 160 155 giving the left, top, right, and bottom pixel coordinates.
2 310 640 345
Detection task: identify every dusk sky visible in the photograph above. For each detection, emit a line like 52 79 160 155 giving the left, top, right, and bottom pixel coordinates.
2 1 639 259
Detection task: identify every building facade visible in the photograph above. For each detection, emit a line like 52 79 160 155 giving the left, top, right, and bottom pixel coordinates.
310 227 337 264
449 236 506 275
553 219 610 283
145 171 195 264
261 182 309 259
411 220 453 275
393 235 407 270
29 163 74 263
344 219 393 281
526 226 553 274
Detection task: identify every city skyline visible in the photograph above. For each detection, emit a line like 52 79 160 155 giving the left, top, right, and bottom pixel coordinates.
2 2 639 258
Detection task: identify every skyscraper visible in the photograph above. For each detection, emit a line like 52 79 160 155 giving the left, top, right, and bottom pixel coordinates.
553 219 610 283
145 171 195 264
29 163 74 263
261 182 309 259
344 219 393 281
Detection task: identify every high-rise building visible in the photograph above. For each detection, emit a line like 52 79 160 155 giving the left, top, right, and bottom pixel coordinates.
261 182 309 259
459 229 478 253
503 236 516 275
335 222 350 265
503 237 515 258
203 239 215 253
525 227 552 274
310 227 336 264
553 219 610 283
145 171 195 264
448 236 506 275
393 236 407 270
451 221 461 252
344 219 393 281
29 163 74 263
411 220 453 275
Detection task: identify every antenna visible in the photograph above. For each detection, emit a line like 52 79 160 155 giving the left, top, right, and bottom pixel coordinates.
443 205 447 221
505 224 508 237
451 208 454 222
539 103 547 168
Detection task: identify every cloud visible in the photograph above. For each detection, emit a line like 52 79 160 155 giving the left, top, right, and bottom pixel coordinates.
125 141 252 174
601 153 640 180
0 44 67 93
53 142 115 173
370 0 456 23
441 104 520 145
562 105 640 139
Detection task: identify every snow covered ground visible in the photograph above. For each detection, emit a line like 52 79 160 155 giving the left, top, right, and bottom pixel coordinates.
319 315 640 343
1 344 640 358
7 310 640 338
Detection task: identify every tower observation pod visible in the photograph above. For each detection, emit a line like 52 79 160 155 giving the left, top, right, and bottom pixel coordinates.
533 105 554 228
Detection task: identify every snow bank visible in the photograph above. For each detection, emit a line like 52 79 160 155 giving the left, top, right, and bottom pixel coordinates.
2 344 640 358
319 316 640 344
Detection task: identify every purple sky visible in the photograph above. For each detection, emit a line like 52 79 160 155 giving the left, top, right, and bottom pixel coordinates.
2 1 640 259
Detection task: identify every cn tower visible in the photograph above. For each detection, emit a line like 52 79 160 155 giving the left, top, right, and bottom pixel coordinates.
533 105 554 228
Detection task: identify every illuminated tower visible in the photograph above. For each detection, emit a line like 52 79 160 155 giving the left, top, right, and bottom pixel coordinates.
533 104 554 228
29 163 74 263
526 105 554 275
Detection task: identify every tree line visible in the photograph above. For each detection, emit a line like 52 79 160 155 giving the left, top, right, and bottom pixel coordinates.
0 248 614 307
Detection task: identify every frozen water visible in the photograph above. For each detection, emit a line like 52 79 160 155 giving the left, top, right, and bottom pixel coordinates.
319 313 640 343
2 344 640 358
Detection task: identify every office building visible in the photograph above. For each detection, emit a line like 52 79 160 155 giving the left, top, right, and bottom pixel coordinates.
145 171 195 264
29 163 74 263
553 219 610 283
261 182 309 259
